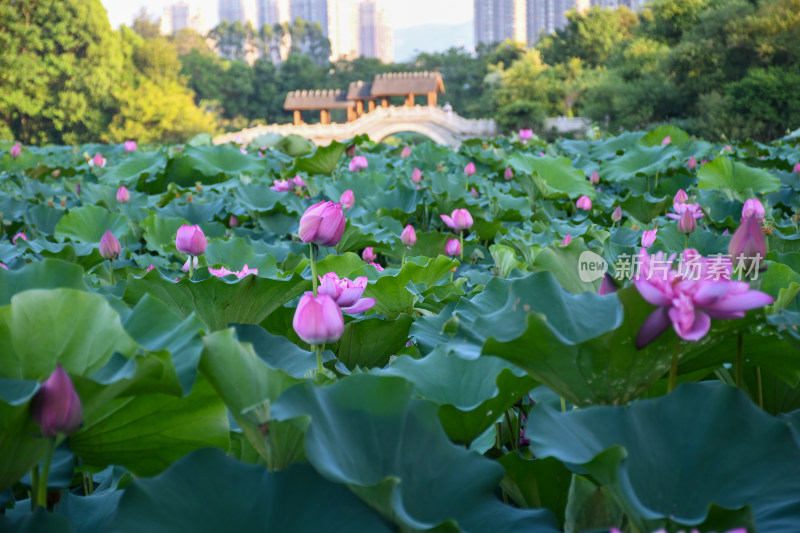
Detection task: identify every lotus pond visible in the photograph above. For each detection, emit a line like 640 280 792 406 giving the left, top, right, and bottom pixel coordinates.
1 126 800 532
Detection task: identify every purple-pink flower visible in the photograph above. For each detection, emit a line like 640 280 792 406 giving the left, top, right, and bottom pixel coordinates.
116 185 130 204
794 162 800 174
89 153 106 167
678 209 697 234
318 272 375 314
729 214 767 272
576 196 592 210
99 230 121 260
10 143 21 158
445 238 461 257
292 293 344 345
687 156 697 170
411 167 423 184
349 155 368 172
292 175 306 189
504 167 513 180
561 233 573 246
340 189 355 210
401 225 417 247
362 247 376 262
182 256 199 272
124 141 137 152
642 228 658 248
31 365 82 437
464 161 476 176
12 232 26 245
229 215 239 227
634 249 773 348
209 264 258 279
270 179 291 192
370 262 384 271
589 170 599 184
470 186 479 199
661 135 671 146
298 201 346 247
440 209 473 231
519 129 533 142
741 198 765 221
611 205 623 223
401 145 412 158
667 190 704 221
176 225 207 256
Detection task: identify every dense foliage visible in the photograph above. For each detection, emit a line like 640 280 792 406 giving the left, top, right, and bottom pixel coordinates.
0 124 799 531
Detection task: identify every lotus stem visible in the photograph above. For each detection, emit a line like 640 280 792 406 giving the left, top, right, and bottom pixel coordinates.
188 255 194 280
309 243 318 296
36 438 56 509
560 396 566 412
756 366 763 409
736 334 743 388
315 345 323 374
109 259 114 285
459 230 464 262
30 465 39 509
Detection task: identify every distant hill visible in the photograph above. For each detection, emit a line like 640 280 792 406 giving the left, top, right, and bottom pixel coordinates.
394 21 474 62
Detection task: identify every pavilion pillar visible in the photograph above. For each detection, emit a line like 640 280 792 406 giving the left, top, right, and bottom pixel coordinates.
406 93 414 107
356 100 364 116
368 100 376 112
320 109 330 125
427 92 437 107
381 98 389 108
347 107 356 122
293 110 301 125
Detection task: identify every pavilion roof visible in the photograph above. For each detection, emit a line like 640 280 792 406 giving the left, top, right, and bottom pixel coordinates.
283 89 354 110
370 71 445 96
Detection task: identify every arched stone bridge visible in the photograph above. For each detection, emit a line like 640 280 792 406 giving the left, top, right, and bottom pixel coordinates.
214 106 499 147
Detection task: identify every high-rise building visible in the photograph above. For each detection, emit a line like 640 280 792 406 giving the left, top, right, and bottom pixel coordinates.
288 0 329 30
590 0 642 10
357 0 392 63
526 0 589 44
161 2 207 35
474 0 527 47
219 0 259 28
328 0 359 60
257 0 290 28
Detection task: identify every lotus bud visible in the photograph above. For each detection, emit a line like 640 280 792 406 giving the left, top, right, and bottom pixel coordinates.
298 201 346 247
561 233 572 246
10 142 21 158
401 145 411 158
741 199 765 221
340 189 355 210
641 229 658 248
348 155 368 172
12 232 26 245
175 225 207 256
401 225 417 246
794 162 800 174
229 214 239 227
576 196 592 210
464 162 476 176
611 205 623 223
445 238 461 257
116 185 130 204
292 175 306 189
440 209 473 231
124 141 137 152
678 208 697 234
661 135 671 146
470 186 479 199
292 293 344 345
99 230 121 260
91 153 106 167
589 170 599 184
674 189 688 208
362 247 376 262
687 156 697 170
729 215 767 272
411 167 423 183
504 167 513 180
519 129 533 143
30 365 82 437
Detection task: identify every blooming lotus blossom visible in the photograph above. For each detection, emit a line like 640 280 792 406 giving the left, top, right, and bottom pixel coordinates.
634 249 773 348
124 141 137 152
589 170 599 184
318 272 375 314
519 129 533 143
370 262 384 271
270 179 291 192
401 225 417 246
687 156 697 170
292 293 344 345
182 256 199 272
667 190 704 221
642 229 658 248
464 162 476 176
561 233 573 246
362 247 376 262
729 215 766 272
440 209 473 231
611 205 623 223
401 145 411 158
299 201 346 247
445 238 461 257
292 176 306 189
576 196 592 210
10 143 21 158
340 189 355 210
504 167 513 180
349 155 368 172
661 135 671 146
741 198 765 221
99 230 121 260
116 185 130 204
89 153 106 167
411 167 423 183
12 232 26 245
31 365 82 438
209 264 258 278
176 225 207 256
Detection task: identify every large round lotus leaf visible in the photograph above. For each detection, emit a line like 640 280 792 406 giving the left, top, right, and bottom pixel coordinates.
527 382 800 531
271 374 560 533
106 448 395 533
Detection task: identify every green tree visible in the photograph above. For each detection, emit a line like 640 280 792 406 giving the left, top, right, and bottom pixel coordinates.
131 8 161 38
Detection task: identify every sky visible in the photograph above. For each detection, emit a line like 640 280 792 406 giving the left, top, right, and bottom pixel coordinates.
100 0 473 31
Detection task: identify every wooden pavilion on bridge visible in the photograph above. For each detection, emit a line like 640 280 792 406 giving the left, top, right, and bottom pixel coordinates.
284 71 446 125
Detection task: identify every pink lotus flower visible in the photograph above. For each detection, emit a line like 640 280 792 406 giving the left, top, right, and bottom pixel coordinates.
464 162 476 176
10 143 21 158
576 196 592 210
445 238 461 257
292 175 306 189
440 209 473 231
362 247 376 262
724 144 733 151
369 262 384 271
729 214 766 272
401 145 412 158
504 167 513 180
229 214 239 227
661 135 671 146
318 272 375 314
667 190 704 221
12 232 26 245
0 262 7 270
519 129 533 142
687 156 697 170
611 205 623 223
340 189 355 210
794 162 800 174
124 141 137 152
209 264 258 278
240 147 248 155
89 153 106 167
741 198 765 221
270 179 291 192
298 201 346 247
677 209 697 234
642 229 658 248
673 189 688 207
589 170 599 184
349 155 368 172
599 273 618 295
116 185 130 204
292 292 344 345
176 225 207 256
561 233 573 246
146 264 156 272
470 186 479 199
31 365 82 437
401 225 417 246
182 256 199 272
99 230 121 260
411 167 423 183
634 249 773 348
